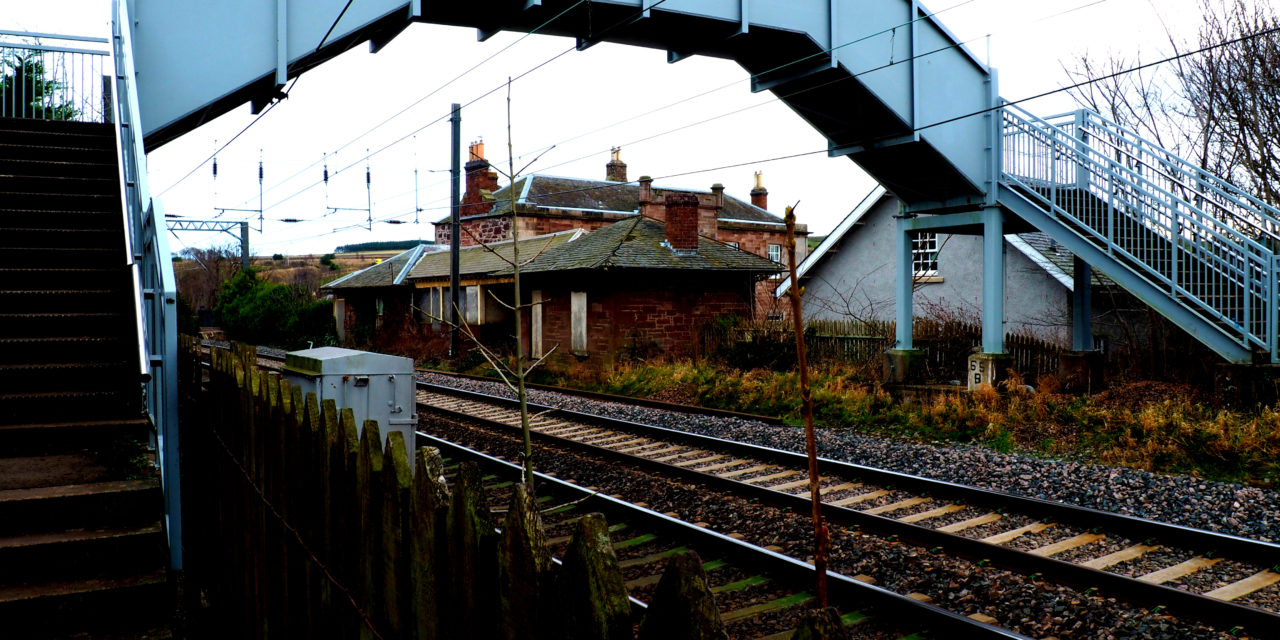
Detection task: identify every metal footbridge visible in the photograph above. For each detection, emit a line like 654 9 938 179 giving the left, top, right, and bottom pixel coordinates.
124 0 1279 364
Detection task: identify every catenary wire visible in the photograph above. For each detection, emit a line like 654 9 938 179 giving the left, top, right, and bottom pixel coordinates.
236 0 590 207
254 0 674 215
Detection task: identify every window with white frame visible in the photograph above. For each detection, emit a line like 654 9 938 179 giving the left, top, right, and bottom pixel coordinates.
767 243 782 263
725 241 739 250
912 232 939 277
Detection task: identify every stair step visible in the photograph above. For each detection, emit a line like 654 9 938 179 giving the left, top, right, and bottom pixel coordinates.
0 190 118 212
0 157 117 180
0 419 149 461
0 117 115 137
0 267 123 288
0 312 132 337
0 228 123 251
0 174 118 196
0 244 123 267
0 452 128 491
0 570 171 638
0 524 166 586
0 142 116 164
0 128 114 151
0 336 134 369
0 389 140 427
0 290 129 313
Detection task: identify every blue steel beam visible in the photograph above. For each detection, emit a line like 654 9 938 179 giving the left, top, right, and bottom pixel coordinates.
131 0 996 209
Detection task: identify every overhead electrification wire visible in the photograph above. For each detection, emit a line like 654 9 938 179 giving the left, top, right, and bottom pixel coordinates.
155 0 357 198
257 0 674 215
243 0 590 207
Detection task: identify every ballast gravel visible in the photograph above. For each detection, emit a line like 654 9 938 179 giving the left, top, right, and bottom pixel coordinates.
418 372 1280 544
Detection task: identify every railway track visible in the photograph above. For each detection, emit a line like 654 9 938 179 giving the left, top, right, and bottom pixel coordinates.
215 345 1280 634
418 431 1030 639
416 382 1280 638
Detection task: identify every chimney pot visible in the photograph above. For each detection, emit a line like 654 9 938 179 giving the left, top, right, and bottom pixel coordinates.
750 171 768 210
463 137 499 219
664 193 699 254
606 146 628 182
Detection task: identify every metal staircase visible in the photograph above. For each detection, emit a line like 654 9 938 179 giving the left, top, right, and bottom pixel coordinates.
1000 106 1280 363
0 3 180 633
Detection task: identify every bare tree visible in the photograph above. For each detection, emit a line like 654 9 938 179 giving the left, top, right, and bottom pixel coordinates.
174 244 243 317
1182 0 1280 206
1064 0 1280 205
414 79 559 489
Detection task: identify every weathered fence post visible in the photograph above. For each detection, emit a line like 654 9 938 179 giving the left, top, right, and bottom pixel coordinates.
412 447 451 640
636 551 726 640
381 431 414 639
449 462 499 640
557 513 632 640
358 419 386 639
498 483 554 640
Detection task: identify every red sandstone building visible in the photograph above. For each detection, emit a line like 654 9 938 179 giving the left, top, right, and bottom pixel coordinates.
437 142 808 317
326 194 780 367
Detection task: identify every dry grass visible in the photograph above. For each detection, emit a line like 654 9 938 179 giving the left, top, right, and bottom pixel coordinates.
534 361 1280 487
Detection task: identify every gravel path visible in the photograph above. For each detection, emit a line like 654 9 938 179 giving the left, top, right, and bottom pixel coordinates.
419 372 1280 544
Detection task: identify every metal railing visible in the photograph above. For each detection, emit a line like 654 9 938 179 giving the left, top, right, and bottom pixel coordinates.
0 29 109 122
108 0 183 569
1000 104 1278 361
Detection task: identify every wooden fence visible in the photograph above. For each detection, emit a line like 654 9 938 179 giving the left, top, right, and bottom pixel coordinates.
704 318 1065 380
178 338 733 639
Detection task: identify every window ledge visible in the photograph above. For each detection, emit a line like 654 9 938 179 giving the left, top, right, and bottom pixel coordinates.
914 275 945 284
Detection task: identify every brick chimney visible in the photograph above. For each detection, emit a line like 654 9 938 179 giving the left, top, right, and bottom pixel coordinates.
606 147 627 182
462 140 499 215
750 171 768 210
664 193 699 254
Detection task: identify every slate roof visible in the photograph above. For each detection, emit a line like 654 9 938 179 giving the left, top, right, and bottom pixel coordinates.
323 245 434 290
1013 232 1117 288
406 230 582 281
442 174 785 225
501 217 783 275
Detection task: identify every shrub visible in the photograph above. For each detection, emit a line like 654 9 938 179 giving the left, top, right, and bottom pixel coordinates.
213 270 334 349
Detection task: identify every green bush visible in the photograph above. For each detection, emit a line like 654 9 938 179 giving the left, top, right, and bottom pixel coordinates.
213 270 335 349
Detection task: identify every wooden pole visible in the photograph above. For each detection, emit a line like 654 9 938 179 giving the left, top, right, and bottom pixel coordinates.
784 204 829 607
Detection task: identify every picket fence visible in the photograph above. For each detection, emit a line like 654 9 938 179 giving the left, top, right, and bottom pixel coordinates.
177 338 735 639
709 318 1065 380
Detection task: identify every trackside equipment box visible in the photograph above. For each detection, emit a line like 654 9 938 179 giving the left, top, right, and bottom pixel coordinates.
282 347 417 470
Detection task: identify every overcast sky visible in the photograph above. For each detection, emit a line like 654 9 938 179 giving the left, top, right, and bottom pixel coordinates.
9 0 1211 255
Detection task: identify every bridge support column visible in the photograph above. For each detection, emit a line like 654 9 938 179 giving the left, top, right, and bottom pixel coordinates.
1059 256 1106 392
885 213 925 384
981 206 1004 354
1072 257 1093 351
967 206 1012 391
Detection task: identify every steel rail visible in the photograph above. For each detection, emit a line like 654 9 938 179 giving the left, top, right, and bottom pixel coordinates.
418 382 1280 637
421 368 785 425
416 431 1032 639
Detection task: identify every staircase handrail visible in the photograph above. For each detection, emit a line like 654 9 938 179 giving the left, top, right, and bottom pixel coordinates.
1001 104 1273 354
1038 107 1280 248
109 0 182 571
1003 105 1269 255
